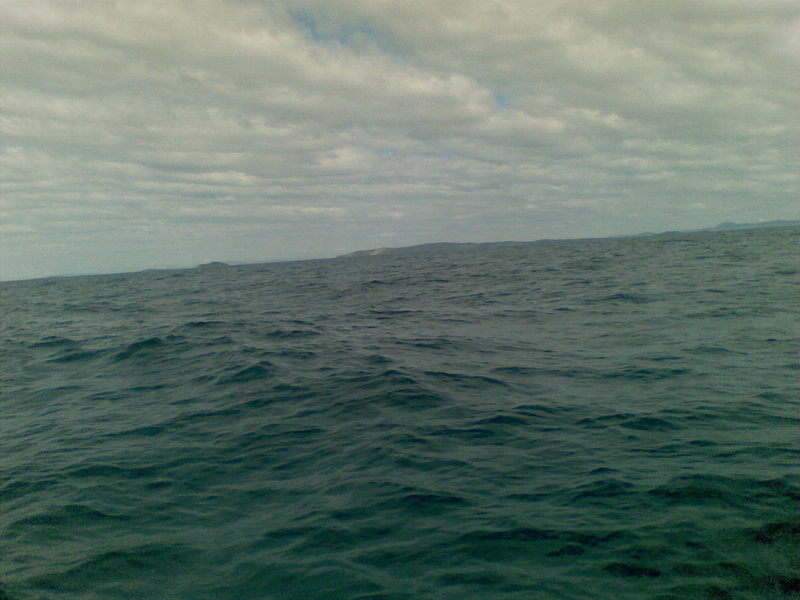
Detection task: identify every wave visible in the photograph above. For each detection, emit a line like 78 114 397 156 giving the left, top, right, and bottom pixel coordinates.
1 225 797 599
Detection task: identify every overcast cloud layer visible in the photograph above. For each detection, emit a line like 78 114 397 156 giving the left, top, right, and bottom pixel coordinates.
2 0 798 280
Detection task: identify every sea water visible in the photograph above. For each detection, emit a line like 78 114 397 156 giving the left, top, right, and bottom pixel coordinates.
1 226 797 599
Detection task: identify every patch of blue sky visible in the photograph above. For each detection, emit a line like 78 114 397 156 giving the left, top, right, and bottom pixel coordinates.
493 90 510 108
474 78 511 109
290 9 402 57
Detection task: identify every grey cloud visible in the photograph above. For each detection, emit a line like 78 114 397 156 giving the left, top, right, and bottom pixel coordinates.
1 0 797 279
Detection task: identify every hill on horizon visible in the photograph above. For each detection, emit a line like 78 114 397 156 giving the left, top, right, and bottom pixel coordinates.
338 219 800 259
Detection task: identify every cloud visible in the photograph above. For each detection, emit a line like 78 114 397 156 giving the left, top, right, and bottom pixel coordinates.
1 0 798 279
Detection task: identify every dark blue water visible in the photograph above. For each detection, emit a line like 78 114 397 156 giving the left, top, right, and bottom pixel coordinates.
1 227 798 600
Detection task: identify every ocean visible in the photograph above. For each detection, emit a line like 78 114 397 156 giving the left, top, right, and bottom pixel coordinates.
1 226 797 600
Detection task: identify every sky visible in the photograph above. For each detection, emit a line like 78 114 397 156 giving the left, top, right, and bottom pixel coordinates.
2 0 799 280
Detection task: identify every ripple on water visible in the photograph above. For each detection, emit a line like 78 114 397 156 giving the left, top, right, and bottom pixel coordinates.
0 225 797 599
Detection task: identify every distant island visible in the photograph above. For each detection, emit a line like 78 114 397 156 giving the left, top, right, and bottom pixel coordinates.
702 219 799 231
197 261 230 268
338 219 800 259
631 219 800 237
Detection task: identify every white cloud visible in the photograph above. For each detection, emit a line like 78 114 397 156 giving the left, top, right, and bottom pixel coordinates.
1 0 797 279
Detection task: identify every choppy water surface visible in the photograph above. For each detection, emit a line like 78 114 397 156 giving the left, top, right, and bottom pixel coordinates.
1 227 798 599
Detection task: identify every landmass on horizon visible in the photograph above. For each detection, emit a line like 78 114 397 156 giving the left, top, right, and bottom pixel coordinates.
336 219 800 260
2 220 796 282
70 218 800 272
